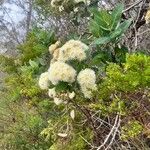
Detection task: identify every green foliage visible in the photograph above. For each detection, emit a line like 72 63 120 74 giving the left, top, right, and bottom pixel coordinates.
89 5 131 65
49 131 91 150
55 81 71 92
41 114 93 150
108 98 126 115
121 121 143 140
1 3 150 150
0 55 18 73
0 28 57 149
99 53 150 100
0 93 52 150
111 4 124 29
89 4 132 45
18 28 56 63
0 75 54 149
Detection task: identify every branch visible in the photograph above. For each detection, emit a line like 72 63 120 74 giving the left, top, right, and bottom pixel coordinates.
97 115 119 150
123 0 143 13
105 116 121 150
26 0 33 38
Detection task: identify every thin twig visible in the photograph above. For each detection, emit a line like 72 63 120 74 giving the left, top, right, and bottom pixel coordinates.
137 28 150 35
123 0 143 13
80 135 97 149
105 116 121 150
97 115 119 150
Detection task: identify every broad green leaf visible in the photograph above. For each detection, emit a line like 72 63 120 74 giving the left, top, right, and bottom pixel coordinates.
92 36 111 45
100 10 112 27
90 8 112 31
92 19 131 45
111 4 124 30
110 19 132 39
89 20 101 37
89 7 99 16
94 11 112 31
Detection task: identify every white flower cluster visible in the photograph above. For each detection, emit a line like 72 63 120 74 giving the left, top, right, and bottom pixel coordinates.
49 40 88 63
58 40 88 62
48 88 75 105
39 39 96 106
77 69 97 98
38 72 49 90
48 88 56 98
48 88 63 105
49 41 61 54
48 61 76 85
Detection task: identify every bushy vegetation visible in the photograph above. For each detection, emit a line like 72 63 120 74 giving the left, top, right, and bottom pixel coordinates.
0 2 150 150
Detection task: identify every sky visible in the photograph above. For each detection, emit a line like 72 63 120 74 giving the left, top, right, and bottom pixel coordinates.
0 1 25 54
0 2 24 23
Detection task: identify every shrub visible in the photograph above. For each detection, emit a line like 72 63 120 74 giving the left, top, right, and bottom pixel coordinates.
0 4 150 150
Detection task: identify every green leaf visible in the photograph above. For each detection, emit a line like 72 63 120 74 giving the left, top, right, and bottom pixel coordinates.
90 8 112 31
92 36 111 45
91 54 105 65
92 19 132 45
89 20 101 37
38 57 47 66
111 4 124 30
91 52 112 65
47 31 56 45
29 60 39 68
55 81 71 92
100 10 112 27
111 19 132 38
